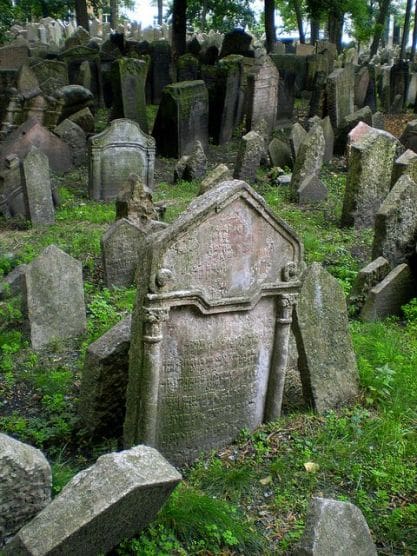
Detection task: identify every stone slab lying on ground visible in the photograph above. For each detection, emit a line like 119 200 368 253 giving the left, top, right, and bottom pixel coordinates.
4 445 181 556
0 433 51 546
294 497 377 555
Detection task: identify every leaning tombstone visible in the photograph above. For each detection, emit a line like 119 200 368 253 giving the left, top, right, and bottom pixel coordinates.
372 174 417 267
24 245 87 349
79 315 131 439
124 180 303 465
115 173 159 225
4 446 181 556
348 257 391 314
152 80 209 158
294 497 377 556
293 263 359 413
111 58 148 133
54 118 87 167
233 131 265 183
88 119 155 201
0 433 51 546
334 105 373 154
290 124 326 203
21 147 55 226
326 67 354 129
289 122 307 160
246 56 279 137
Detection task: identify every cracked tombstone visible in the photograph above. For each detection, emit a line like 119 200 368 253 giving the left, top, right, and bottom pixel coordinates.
124 180 303 465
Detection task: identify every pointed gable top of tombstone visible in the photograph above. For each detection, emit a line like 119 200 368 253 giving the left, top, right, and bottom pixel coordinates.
142 179 303 307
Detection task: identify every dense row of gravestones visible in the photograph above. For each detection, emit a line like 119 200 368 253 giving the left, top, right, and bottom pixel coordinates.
0 20 415 555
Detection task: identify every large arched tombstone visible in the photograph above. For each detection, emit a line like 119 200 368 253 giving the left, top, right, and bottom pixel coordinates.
88 119 155 201
124 180 303 465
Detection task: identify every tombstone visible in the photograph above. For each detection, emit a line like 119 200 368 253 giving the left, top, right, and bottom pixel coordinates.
115 173 159 225
64 25 90 50
293 263 359 413
296 43 315 56
24 245 87 349
289 122 307 160
335 106 373 154
349 257 391 313
4 446 181 556
54 118 87 167
354 65 370 108
360 263 417 321
298 175 328 204
21 148 54 226
177 53 200 82
308 71 327 118
30 59 69 95
399 119 417 153
152 80 209 158
326 67 354 129
341 123 401 228
294 497 377 556
0 155 24 218
16 64 40 97
0 118 73 175
89 119 155 201
174 140 207 182
149 40 172 104
68 106 95 133
276 66 296 121
79 315 131 438
233 131 265 183
124 180 303 465
390 61 409 113
246 57 279 137
111 58 148 133
372 174 417 267
372 111 384 130
0 433 51 546
0 41 30 70
60 46 102 106
0 264 28 300
199 163 233 195
290 124 325 203
59 84 94 120
407 72 417 107
308 115 334 162
268 137 293 169
391 149 417 185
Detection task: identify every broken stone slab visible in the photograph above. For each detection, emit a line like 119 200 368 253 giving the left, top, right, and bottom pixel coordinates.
0 264 27 300
348 257 390 313
293 263 359 413
294 497 377 556
360 263 417 322
0 433 51 546
79 315 131 439
68 106 95 133
391 149 417 186
4 445 181 556
198 163 232 195
174 140 207 182
372 111 384 130
372 174 417 267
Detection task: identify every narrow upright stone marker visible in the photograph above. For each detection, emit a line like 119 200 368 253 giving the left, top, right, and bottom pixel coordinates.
21 147 55 225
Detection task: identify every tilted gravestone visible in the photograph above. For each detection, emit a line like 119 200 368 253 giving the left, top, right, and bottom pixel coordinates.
326 67 354 129
152 80 209 158
293 263 359 413
0 433 51 545
349 257 390 313
233 130 265 183
391 149 417 185
54 118 87 167
124 180 303 465
341 123 401 228
372 174 417 267
246 56 279 137
21 147 55 226
290 124 326 203
4 446 181 556
88 119 155 201
111 58 148 133
24 245 87 349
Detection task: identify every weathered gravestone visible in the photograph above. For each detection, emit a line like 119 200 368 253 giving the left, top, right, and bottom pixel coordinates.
349 257 391 313
199 163 233 195
124 180 303 465
21 147 55 225
4 446 181 556
233 130 265 183
152 80 209 158
88 119 155 201
399 119 417 153
111 58 148 133
0 433 51 546
174 140 207 182
54 118 87 167
268 137 293 169
293 263 359 413
246 56 279 137
0 41 29 70
149 40 172 104
391 149 417 185
372 174 417 267
24 245 87 349
289 122 307 160
326 67 354 129
290 124 326 203
341 123 401 228
79 315 131 439
335 106 373 154
294 497 377 556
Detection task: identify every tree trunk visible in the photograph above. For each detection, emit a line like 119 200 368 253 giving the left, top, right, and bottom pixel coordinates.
200 0 208 31
293 0 305 43
411 0 417 59
328 11 344 52
157 0 163 25
400 0 413 59
75 0 89 31
172 0 187 61
265 0 276 53
370 0 391 57
110 0 118 30
310 17 320 45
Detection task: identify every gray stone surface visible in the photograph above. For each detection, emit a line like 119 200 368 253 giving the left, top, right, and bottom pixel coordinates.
289 122 307 160
268 137 292 169
233 130 265 183
361 263 417 321
294 497 377 556
372 174 417 267
68 107 95 133
54 118 87 167
88 119 155 201
290 125 325 202
399 119 417 153
174 140 207 182
293 263 359 413
391 149 417 185
246 56 279 137
372 111 384 130
199 163 232 195
0 264 27 300
349 257 391 312
326 67 355 129
0 433 51 545
124 179 303 465
341 124 401 228
115 173 159 226
111 57 148 133
21 148 54 226
25 245 86 349
335 106 373 154
79 316 131 438
298 175 328 204
4 446 181 556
